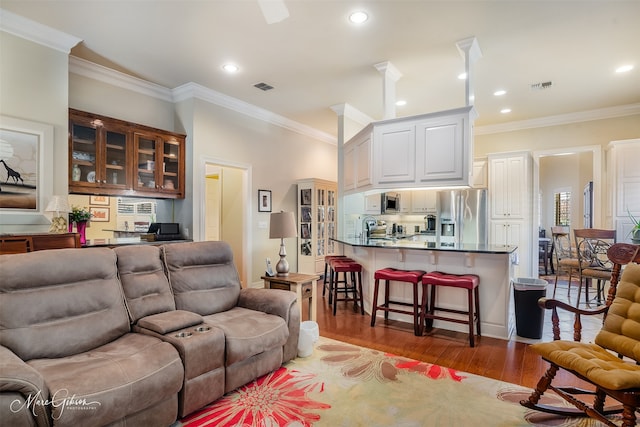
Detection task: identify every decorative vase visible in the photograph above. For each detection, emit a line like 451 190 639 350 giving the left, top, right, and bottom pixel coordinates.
632 229 640 244
72 164 81 182
68 221 73 233
76 221 88 245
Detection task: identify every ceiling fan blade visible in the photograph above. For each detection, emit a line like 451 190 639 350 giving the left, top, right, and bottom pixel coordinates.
257 0 289 24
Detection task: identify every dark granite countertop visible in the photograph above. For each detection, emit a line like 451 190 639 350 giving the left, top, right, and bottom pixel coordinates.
332 236 517 254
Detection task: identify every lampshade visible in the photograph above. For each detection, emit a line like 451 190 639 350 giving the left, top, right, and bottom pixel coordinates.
269 212 297 239
45 195 71 214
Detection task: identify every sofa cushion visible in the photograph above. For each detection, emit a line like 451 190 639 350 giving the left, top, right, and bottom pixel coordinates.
529 340 640 390
0 248 130 360
114 245 176 322
27 333 183 426
595 262 640 361
204 307 288 366
163 241 241 315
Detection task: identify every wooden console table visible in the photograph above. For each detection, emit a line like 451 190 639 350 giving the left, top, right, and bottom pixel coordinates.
261 273 319 322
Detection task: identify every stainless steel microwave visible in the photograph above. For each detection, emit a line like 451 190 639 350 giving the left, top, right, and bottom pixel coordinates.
382 192 400 213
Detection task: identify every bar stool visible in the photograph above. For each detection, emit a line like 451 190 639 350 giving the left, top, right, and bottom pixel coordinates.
420 271 481 347
329 258 364 316
371 268 426 336
323 255 348 302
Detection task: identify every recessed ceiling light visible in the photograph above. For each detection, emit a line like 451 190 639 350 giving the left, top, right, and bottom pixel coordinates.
222 63 239 73
500 108 512 114
494 90 507 96
457 72 467 80
616 64 634 73
396 100 407 106
349 11 368 24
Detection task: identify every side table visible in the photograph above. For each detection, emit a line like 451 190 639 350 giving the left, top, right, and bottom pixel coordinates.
262 273 319 321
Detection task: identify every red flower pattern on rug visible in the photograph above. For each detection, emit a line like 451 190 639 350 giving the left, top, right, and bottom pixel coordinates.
180 367 330 427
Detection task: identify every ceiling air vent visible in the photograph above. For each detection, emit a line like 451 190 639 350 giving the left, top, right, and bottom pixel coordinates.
253 82 274 91
530 81 553 91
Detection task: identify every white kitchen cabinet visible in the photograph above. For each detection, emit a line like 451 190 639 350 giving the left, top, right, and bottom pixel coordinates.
490 220 527 277
488 151 533 277
488 153 530 219
342 106 475 194
607 139 640 242
343 129 373 192
373 122 415 185
397 190 412 213
472 158 488 188
364 193 382 214
411 190 437 213
297 179 338 275
415 115 466 183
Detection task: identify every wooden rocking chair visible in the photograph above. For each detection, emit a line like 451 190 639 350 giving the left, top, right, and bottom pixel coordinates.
521 243 640 427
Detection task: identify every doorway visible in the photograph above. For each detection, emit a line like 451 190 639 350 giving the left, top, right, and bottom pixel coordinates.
200 158 251 287
532 145 602 275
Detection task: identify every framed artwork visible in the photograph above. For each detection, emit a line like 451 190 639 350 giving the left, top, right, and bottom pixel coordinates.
89 207 110 222
90 195 110 206
0 116 53 226
258 189 272 212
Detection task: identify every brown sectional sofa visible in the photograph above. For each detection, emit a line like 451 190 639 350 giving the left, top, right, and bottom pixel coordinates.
0 241 300 426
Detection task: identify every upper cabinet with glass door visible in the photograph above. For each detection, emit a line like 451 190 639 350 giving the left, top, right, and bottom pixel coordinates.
69 111 130 193
69 109 185 199
133 131 185 198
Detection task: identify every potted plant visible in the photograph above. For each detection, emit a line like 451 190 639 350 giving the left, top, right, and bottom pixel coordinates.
68 206 93 245
628 210 640 244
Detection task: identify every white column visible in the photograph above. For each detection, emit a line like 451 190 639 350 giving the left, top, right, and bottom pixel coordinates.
455 37 482 106
374 61 403 119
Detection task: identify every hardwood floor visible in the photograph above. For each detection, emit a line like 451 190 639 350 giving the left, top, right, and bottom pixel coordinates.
312 274 596 390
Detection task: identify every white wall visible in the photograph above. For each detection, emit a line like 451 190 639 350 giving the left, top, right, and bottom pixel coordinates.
0 32 70 232
187 98 337 284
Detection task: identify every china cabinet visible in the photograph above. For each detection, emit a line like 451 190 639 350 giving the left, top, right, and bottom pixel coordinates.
297 179 338 275
68 109 185 199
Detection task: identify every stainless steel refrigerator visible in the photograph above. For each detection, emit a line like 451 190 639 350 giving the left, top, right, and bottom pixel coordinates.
437 189 488 246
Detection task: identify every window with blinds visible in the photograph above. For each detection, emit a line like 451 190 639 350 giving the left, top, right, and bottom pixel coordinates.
554 192 571 226
116 198 157 231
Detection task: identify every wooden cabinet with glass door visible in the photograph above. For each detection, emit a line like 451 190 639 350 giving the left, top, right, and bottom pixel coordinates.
69 109 185 199
69 110 130 194
133 131 185 198
297 178 337 275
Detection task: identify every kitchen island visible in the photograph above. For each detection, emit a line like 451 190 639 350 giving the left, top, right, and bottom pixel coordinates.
332 236 519 340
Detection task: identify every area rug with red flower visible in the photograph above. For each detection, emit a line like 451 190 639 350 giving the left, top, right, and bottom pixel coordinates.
175 337 624 427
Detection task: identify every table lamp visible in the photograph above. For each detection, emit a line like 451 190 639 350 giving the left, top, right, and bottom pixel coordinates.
269 211 298 276
45 195 71 233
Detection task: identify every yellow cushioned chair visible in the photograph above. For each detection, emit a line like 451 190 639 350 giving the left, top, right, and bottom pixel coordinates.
521 243 640 427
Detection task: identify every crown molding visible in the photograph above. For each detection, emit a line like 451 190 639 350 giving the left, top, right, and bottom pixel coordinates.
0 9 81 53
172 82 336 144
69 56 174 102
68 57 335 144
475 103 640 135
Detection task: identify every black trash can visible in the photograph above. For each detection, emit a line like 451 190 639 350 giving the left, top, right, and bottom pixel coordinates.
513 278 548 339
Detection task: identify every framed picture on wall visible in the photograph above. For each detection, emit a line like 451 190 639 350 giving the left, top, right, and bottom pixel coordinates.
89 195 110 206
258 190 272 212
89 207 110 222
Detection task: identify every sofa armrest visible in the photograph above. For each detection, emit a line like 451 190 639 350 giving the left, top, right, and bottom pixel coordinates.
238 288 297 320
0 345 50 427
137 310 203 335
238 288 300 362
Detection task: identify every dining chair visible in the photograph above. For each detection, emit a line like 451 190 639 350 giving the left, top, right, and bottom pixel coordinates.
551 226 582 299
573 228 616 306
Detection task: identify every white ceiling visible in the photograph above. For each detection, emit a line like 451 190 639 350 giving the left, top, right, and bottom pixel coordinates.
2 1 639 138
